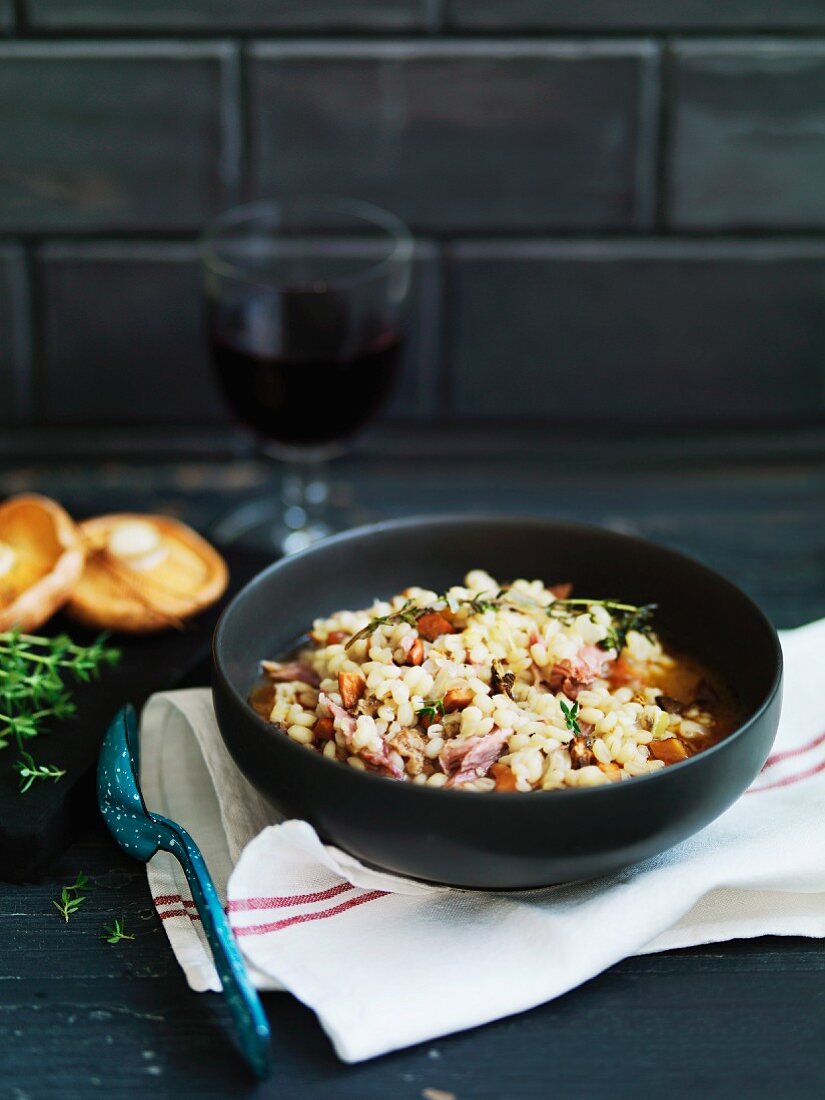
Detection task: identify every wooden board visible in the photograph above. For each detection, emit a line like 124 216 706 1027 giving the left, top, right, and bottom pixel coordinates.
0 544 273 883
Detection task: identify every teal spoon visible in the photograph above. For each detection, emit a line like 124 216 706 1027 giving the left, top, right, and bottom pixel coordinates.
97 704 272 1079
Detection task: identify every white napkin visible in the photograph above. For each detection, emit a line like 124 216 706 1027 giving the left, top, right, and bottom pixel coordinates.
141 619 825 1063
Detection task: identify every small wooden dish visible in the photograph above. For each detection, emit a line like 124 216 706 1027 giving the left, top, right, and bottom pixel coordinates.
66 514 228 634
0 494 86 632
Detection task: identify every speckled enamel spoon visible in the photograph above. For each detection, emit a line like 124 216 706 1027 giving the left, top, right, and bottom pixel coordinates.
98 704 271 1079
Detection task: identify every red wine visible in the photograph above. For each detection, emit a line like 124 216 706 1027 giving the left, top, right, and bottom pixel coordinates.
209 331 403 449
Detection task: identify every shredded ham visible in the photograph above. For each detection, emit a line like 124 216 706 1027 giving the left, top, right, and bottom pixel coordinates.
439 728 510 788
545 644 614 699
319 692 356 736
260 659 320 687
319 692 405 779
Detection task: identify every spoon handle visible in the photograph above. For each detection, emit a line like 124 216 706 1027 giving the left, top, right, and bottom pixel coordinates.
156 814 272 1079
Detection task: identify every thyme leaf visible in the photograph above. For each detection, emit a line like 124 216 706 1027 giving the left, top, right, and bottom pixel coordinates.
549 599 658 652
14 750 66 793
52 872 88 923
0 631 120 773
101 917 134 945
416 698 445 723
559 699 581 736
345 600 425 649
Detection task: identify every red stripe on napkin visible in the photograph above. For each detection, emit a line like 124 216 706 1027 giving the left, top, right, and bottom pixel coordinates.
153 894 198 908
226 882 354 912
749 754 825 794
232 889 387 937
763 728 825 770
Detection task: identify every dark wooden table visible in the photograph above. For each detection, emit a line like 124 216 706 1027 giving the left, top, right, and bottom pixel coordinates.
1 443 824 1099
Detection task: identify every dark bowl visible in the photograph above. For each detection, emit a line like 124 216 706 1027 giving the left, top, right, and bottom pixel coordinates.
212 515 782 888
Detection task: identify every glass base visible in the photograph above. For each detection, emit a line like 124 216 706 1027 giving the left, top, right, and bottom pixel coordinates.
211 496 333 555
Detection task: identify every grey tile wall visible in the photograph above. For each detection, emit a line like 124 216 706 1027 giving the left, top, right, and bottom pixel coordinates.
668 41 825 230
248 42 660 233
27 0 428 31
38 241 440 426
0 43 238 234
0 246 31 425
449 241 825 424
39 243 227 425
1 15 824 438
448 2 825 31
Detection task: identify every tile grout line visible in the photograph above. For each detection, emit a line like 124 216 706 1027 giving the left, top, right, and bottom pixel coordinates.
18 243 40 425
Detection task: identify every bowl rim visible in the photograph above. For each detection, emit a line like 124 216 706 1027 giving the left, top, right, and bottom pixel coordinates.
212 513 783 802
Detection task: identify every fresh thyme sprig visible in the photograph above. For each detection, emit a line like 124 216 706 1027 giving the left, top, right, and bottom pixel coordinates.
416 698 445 724
345 600 425 649
0 630 120 778
559 699 581 736
347 591 505 652
100 917 134 945
14 750 65 793
463 593 498 615
52 872 88 922
549 599 658 652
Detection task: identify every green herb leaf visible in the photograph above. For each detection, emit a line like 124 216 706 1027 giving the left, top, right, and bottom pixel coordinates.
345 600 425 650
549 599 658 652
100 917 134 945
559 699 581 736
14 750 66 793
52 873 88 922
416 698 445 723
0 631 120 790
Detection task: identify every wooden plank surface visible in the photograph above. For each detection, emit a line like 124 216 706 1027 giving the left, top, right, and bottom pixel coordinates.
0 452 823 1098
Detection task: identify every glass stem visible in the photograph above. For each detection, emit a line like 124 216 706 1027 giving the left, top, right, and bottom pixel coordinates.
280 459 332 554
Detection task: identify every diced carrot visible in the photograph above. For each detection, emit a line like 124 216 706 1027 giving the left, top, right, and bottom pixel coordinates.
310 629 348 646
549 582 573 599
443 686 475 712
404 637 425 666
648 737 689 765
313 716 335 741
338 669 366 710
609 656 642 687
490 762 518 791
416 611 457 642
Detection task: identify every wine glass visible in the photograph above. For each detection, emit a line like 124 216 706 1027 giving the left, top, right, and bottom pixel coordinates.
200 197 414 554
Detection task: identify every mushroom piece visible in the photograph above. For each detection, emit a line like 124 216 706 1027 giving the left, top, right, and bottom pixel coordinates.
0 494 85 632
66 513 228 634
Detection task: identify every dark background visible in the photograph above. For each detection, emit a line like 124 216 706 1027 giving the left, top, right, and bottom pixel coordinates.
3 2 825 449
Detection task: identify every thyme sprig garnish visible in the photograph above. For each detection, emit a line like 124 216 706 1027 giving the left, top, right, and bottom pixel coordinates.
559 699 581 736
52 872 88 922
460 593 498 615
345 600 424 649
416 698 445 723
347 592 503 651
101 917 134 945
14 750 65 793
345 591 658 660
0 630 120 790
549 599 658 652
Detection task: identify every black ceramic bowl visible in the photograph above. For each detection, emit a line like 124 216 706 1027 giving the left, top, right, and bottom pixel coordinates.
212 515 782 888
